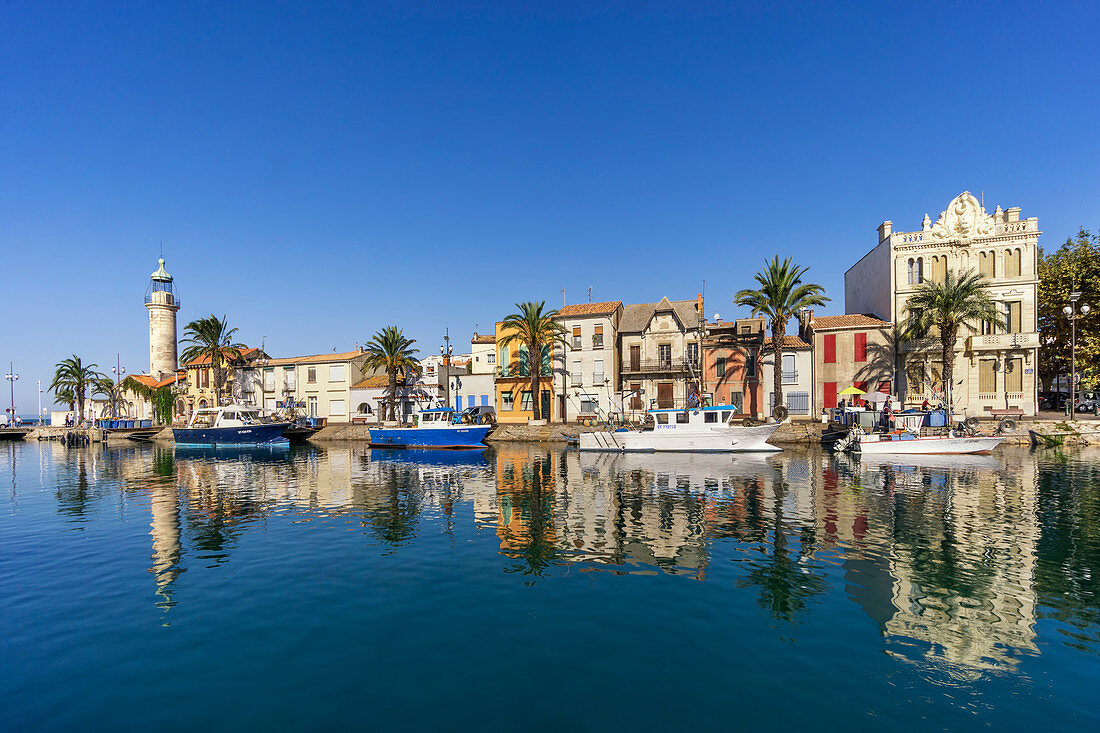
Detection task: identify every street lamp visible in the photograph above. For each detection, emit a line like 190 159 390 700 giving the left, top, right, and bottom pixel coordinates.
1062 290 1090 416
4 364 17 428
111 355 126 418
440 328 453 409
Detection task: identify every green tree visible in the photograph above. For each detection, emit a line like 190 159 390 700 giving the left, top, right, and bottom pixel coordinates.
734 257 829 414
90 375 119 417
499 301 567 421
121 376 177 425
50 355 105 423
900 269 1004 410
363 326 421 421
1038 228 1100 391
180 314 245 405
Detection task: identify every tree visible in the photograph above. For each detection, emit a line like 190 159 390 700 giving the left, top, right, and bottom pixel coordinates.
121 376 177 425
900 269 1004 411
90 375 119 417
50 355 104 423
734 256 829 415
180 314 245 405
363 326 421 421
1038 228 1100 391
499 301 567 421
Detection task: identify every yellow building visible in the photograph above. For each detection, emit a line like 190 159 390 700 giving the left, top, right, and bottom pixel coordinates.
494 321 557 424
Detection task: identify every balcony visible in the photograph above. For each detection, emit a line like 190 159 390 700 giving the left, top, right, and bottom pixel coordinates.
144 293 180 308
968 332 1039 351
620 358 693 374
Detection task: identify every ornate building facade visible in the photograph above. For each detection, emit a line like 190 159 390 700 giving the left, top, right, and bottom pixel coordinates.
845 191 1040 416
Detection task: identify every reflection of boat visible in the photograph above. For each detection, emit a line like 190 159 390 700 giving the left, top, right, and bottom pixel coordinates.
369 407 491 449
173 444 292 462
173 405 290 447
853 452 1003 471
579 406 781 452
369 448 490 467
575 449 778 487
853 429 1003 455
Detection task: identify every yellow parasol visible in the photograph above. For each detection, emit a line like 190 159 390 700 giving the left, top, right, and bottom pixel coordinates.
838 386 866 396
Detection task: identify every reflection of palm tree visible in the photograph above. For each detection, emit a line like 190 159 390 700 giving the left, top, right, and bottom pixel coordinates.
514 453 557 574
365 465 421 546
740 470 827 620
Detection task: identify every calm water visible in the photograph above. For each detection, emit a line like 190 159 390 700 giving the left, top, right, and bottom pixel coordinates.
2 441 1099 730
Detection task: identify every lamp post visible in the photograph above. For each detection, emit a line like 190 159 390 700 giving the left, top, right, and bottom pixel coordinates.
111 354 126 418
440 328 453 409
1062 289 1090 417
37 380 42 427
4 364 17 427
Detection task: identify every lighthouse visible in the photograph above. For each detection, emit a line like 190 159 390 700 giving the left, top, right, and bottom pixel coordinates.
145 258 180 381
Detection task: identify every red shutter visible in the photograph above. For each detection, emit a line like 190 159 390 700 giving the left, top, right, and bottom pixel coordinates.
855 381 868 407
878 381 891 394
854 332 867 362
824 334 836 364
824 381 837 409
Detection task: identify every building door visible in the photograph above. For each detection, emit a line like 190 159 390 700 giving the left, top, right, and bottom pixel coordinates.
630 345 641 372
541 390 552 420
630 382 642 410
308 396 318 417
657 383 673 408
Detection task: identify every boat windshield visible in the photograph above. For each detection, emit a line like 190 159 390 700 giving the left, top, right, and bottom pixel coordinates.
190 411 217 428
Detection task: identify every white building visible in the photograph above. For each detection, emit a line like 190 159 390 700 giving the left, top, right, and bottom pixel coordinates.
448 334 496 414
760 335 814 419
555 301 623 422
845 191 1040 416
258 349 371 423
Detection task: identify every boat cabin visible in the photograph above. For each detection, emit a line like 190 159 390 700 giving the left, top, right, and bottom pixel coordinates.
644 405 743 431
187 405 264 429
415 407 458 427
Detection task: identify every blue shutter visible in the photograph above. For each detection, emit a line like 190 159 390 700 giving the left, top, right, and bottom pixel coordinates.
481 394 489 406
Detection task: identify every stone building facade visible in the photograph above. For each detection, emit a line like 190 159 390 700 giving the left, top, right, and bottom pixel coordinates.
845 191 1040 416
618 296 703 419
145 258 180 382
555 300 623 422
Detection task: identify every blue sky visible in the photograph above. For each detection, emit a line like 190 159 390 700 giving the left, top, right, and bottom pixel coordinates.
2 1 1098 411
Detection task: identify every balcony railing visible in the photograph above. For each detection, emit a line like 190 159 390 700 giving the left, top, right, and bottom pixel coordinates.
144 293 180 308
621 358 693 374
782 370 798 384
968 332 1039 351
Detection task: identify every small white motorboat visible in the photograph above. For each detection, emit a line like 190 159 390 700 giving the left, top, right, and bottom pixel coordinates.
840 425 1004 455
579 405 781 453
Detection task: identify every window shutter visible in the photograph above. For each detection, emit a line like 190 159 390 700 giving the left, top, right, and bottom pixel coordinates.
824 382 837 409
854 333 867 362
824 334 836 364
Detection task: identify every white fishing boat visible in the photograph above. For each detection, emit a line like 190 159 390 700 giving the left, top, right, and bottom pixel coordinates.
840 426 1003 455
578 405 781 452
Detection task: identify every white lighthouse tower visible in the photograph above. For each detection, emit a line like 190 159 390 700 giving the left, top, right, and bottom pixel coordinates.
145 258 180 381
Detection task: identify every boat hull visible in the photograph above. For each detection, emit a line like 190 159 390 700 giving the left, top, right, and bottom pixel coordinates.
856 434 1003 455
368 425 491 449
172 422 290 447
578 423 782 452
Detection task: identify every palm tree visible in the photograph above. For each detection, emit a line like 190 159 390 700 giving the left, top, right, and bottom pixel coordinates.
90 375 119 417
499 301 568 421
50 355 104 424
900 269 1004 412
363 326 421 421
735 257 829 415
180 314 245 405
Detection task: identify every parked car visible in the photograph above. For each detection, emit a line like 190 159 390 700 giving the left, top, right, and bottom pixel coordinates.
458 405 496 424
1039 391 1068 411
1075 391 1099 413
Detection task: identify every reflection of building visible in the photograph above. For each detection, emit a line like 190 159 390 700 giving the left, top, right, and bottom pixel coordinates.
845 192 1040 415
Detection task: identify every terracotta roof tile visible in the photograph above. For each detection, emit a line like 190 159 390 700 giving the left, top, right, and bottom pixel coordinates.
184 347 263 367
763 335 812 349
472 334 496 344
811 314 892 330
557 300 623 317
262 349 367 366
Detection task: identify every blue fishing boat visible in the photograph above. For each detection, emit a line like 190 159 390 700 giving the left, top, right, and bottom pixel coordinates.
173 405 290 447
369 407 491 449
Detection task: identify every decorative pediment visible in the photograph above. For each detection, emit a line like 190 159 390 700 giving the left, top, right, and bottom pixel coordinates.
930 191 995 241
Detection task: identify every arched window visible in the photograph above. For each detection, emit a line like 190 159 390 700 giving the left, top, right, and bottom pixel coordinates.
907 258 915 285
916 257 924 283
979 251 995 278
357 402 372 414
1005 248 1021 277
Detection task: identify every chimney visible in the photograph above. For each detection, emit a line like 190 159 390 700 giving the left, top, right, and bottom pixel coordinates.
878 221 893 241
697 292 703 315
1006 207 1021 222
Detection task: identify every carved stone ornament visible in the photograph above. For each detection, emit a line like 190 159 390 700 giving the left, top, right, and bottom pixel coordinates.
930 191 995 241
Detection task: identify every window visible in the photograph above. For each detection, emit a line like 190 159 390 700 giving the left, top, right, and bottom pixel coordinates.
487 353 495 365
705 412 718 423
580 395 598 414
687 342 699 364
907 362 924 393
715 357 726 378
307 367 317 383
198 369 209 388
979 251 995 278
329 399 346 416
854 332 867 362
571 359 582 385
593 325 604 347
981 318 994 335
721 411 731 422
501 391 514 411
658 344 672 368
907 257 924 285
1006 357 1023 393
593 359 604 384
307 396 318 417
572 326 582 350
824 381 837 409
979 359 996 393
656 413 669 424
854 381 869 407
329 365 345 382
1006 301 1022 334
518 346 530 377
745 350 756 378
675 411 689 424
263 368 275 391
782 353 797 384
520 391 533 411
1006 248 1021 277
498 348 509 376
823 334 836 364
629 383 642 410
929 255 947 283
285 367 296 390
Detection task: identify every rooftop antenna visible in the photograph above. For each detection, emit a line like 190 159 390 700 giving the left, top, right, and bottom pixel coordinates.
586 286 592 303
561 289 566 307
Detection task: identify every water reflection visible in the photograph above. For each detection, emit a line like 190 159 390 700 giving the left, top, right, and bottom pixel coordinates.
12 441 1100 677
